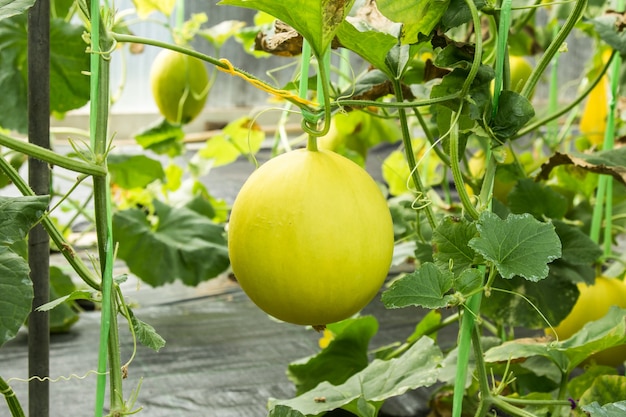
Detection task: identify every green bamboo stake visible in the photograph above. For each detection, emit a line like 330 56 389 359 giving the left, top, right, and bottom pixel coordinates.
547 24 560 146
452 293 482 417
590 50 620 250
89 1 119 415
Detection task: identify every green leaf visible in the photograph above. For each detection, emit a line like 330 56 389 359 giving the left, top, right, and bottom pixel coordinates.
382 263 456 309
582 400 626 417
112 199 229 287
591 15 626 55
0 14 89 133
36 290 93 312
269 336 442 416
579 376 626 410
108 154 165 190
191 116 265 173
0 195 48 245
377 0 450 44
537 147 626 186
336 21 397 77
432 216 479 275
128 308 166 352
490 90 535 141
218 0 355 57
0 246 32 347
469 212 562 281
269 406 306 417
484 307 626 371
134 117 185 157
507 179 569 220
481 274 579 329
431 65 494 121
0 0 35 20
549 220 602 285
440 0 486 30
568 365 618 400
47 266 80 333
288 316 378 395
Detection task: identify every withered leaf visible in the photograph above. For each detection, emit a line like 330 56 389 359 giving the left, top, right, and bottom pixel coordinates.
536 147 626 186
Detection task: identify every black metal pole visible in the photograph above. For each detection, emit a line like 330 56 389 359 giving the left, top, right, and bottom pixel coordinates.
27 1 51 416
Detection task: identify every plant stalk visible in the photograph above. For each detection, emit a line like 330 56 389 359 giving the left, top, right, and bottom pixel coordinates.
0 376 25 417
520 0 587 99
0 132 106 177
391 79 437 229
87 1 123 415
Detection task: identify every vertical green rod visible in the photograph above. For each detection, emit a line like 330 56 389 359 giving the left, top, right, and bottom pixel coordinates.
452 293 482 417
89 1 115 416
27 0 51 415
590 51 620 247
547 25 560 146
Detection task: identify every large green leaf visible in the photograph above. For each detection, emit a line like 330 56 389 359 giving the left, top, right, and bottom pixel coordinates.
432 216 479 275
382 263 456 309
134 117 185 157
335 20 397 77
481 274 579 329
377 0 450 44
0 13 89 132
269 336 442 416
484 307 626 372
288 316 378 395
218 0 355 57
549 220 602 285
112 199 229 287
582 400 626 417
0 246 32 347
469 212 562 281
0 0 35 20
579 375 626 410
0 195 48 245
108 154 165 189
490 90 535 141
591 14 626 55
507 179 569 220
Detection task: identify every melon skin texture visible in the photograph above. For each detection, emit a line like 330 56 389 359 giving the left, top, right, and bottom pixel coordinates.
149 49 209 125
228 148 395 326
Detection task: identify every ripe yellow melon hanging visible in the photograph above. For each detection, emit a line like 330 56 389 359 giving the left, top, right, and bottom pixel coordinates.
227 148 395 327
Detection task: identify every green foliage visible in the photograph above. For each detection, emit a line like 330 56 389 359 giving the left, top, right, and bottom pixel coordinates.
484 307 626 372
108 154 166 189
469 212 562 281
218 0 355 57
112 199 229 287
269 336 443 416
0 195 48 347
288 316 378 395
0 13 89 132
0 0 35 20
128 308 166 352
134 118 186 157
378 0 450 44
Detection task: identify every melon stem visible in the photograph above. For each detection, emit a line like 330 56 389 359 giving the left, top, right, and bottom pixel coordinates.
307 134 319 152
